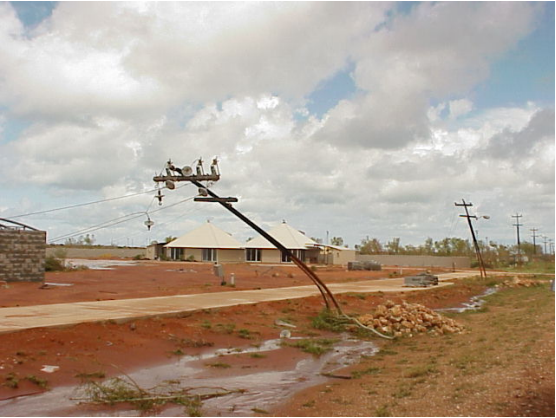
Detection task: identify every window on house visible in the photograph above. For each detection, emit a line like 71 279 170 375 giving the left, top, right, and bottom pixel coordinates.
281 250 291 263
283 249 305 263
246 248 261 262
202 248 217 262
170 248 183 260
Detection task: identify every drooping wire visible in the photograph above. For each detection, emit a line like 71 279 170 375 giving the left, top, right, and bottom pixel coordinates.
49 212 150 243
8 187 159 219
48 193 195 244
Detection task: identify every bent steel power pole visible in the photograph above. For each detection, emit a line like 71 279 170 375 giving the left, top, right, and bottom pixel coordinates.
153 159 343 314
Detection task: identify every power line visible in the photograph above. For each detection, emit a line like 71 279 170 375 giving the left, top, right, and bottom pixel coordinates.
9 188 156 219
8 184 190 219
48 195 196 244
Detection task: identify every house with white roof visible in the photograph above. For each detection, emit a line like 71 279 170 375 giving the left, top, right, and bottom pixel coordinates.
244 221 320 263
164 221 244 262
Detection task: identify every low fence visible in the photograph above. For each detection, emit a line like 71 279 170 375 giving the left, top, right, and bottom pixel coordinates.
356 254 470 269
46 247 146 259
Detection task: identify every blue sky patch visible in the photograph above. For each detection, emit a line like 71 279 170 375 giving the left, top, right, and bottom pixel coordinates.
305 65 358 118
10 1 57 29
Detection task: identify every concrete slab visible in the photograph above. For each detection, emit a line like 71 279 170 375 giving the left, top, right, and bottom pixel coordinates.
0 273 464 334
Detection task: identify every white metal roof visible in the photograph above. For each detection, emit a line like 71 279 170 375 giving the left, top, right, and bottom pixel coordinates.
165 222 243 249
245 222 317 250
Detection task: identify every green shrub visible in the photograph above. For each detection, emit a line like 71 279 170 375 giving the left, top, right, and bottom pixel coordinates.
45 255 65 272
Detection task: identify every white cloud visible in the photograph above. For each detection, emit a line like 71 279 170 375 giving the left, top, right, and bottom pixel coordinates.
0 1 552 248
448 99 473 120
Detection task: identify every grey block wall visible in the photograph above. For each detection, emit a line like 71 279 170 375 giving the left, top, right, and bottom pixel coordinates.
356 254 470 268
0 229 46 282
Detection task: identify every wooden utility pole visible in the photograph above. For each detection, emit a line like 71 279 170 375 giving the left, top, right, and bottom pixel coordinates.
512 213 523 264
530 228 539 255
455 199 487 278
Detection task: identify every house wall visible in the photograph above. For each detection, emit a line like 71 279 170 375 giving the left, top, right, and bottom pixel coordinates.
356 254 470 268
261 249 281 263
165 248 244 262
145 244 165 260
1 229 46 282
333 249 357 265
183 248 202 261
217 249 245 263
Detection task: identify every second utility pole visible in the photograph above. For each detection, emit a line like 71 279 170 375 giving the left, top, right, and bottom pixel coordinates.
512 213 523 263
455 199 487 278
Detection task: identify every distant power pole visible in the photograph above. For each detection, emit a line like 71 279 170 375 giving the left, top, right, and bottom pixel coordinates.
542 235 548 255
530 228 539 255
455 199 487 278
512 214 523 261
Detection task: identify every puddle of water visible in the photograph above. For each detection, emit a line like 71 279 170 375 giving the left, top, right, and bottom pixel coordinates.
0 335 377 417
436 287 498 313
64 259 138 271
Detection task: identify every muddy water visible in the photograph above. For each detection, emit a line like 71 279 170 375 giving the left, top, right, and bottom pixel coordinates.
0 335 377 417
435 287 497 313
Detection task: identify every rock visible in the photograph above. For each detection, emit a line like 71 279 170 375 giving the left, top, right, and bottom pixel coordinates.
385 300 396 308
357 300 464 338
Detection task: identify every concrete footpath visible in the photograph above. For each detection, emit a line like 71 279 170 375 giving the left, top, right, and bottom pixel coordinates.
0 272 474 334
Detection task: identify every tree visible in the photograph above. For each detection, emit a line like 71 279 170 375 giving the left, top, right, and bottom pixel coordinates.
165 236 177 243
330 236 344 247
83 234 95 246
358 238 383 254
385 238 401 254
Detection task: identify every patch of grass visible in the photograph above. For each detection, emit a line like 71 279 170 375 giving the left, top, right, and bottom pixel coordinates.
405 364 438 378
347 292 367 300
282 338 338 356
351 366 381 379
201 320 212 329
376 349 398 356
174 337 215 348
205 362 231 369
4 373 19 389
237 328 256 339
311 309 350 332
302 400 316 407
252 407 269 414
171 348 185 356
75 371 106 379
393 384 412 399
249 353 266 359
215 323 236 334
375 404 391 416
26 375 48 389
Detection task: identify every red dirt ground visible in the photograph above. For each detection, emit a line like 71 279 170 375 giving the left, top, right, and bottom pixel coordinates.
1 260 440 307
0 262 471 404
3 261 550 417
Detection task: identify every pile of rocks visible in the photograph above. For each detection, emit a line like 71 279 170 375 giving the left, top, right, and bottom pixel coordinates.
357 300 464 337
501 276 544 288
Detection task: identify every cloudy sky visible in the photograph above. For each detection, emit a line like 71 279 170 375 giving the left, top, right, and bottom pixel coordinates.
0 1 554 249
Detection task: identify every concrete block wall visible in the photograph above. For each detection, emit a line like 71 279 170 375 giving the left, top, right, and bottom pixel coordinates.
356 254 471 269
0 229 46 282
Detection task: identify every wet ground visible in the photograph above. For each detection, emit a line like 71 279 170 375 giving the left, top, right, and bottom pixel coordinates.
0 334 377 417
0 285 501 417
